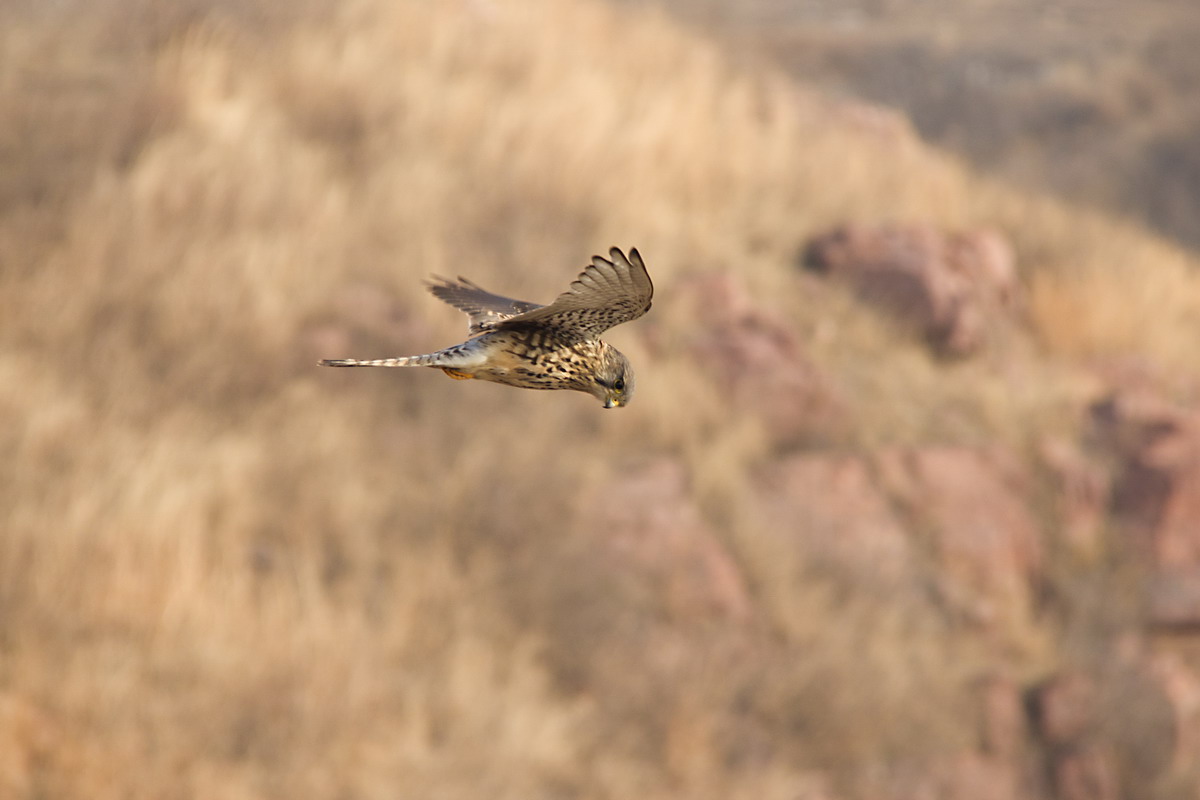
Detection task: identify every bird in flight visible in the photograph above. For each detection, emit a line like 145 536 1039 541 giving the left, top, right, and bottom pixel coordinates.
320 247 653 408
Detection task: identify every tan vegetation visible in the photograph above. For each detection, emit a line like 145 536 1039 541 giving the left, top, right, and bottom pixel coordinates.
2 0 1199 798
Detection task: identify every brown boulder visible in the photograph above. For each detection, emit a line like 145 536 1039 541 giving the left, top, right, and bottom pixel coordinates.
803 223 1021 356
875 446 1042 624
681 272 843 445
1053 745 1119 800
1030 670 1098 747
934 753 1024 800
1148 569 1200 631
581 459 751 621
755 454 911 584
1091 391 1200 571
1028 671 1120 800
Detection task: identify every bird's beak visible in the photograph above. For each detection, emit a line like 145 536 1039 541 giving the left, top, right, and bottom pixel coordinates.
603 397 618 409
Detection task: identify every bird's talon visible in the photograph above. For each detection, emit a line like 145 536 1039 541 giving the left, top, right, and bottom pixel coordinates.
442 368 474 380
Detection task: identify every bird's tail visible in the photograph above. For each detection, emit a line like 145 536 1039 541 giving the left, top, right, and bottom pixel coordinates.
319 353 443 368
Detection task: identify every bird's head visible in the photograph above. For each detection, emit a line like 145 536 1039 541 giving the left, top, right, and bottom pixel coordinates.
590 346 634 409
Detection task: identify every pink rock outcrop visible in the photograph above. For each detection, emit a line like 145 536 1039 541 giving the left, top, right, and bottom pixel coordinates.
932 753 1024 800
680 272 843 444
1029 671 1120 800
1091 390 1200 628
1052 746 1119 800
755 454 911 583
1030 671 1097 747
582 459 751 621
1092 391 1200 570
803 223 1021 356
875 446 1042 624
1148 571 1200 631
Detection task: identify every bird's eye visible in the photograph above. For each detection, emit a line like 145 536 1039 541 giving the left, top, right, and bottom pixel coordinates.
614 378 625 392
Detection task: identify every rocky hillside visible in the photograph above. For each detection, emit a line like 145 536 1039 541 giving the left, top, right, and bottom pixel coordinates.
2 1 1200 799
645 0 1200 252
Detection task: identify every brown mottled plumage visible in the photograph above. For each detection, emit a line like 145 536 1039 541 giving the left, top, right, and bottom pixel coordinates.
319 247 653 408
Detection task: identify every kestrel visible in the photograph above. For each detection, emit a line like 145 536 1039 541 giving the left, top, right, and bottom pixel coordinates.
319 247 653 408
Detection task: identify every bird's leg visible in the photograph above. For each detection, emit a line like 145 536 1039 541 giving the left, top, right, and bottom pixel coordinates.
441 368 475 380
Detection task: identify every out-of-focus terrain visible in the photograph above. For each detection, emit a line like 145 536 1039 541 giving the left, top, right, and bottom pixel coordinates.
646 0 1200 251
2 0 1200 798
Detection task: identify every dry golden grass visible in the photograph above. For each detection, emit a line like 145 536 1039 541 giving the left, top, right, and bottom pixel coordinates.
2 0 1199 798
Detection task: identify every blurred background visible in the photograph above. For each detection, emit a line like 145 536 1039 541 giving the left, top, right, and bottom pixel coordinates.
2 0 1200 798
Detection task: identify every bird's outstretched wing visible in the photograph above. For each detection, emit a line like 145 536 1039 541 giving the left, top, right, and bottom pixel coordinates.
495 248 652 341
426 276 544 335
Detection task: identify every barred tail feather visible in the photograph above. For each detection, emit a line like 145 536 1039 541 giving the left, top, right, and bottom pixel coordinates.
318 354 440 368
